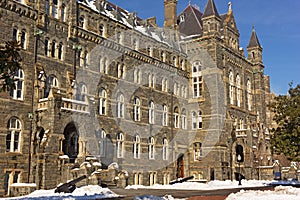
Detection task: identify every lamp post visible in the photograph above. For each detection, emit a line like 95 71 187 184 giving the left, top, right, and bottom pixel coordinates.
237 154 242 185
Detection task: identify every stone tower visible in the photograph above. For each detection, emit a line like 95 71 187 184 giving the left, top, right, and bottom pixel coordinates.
164 0 178 29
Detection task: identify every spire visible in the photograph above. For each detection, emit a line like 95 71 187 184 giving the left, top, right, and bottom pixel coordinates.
247 26 261 48
202 0 220 18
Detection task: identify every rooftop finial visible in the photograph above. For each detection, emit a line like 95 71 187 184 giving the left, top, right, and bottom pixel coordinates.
252 24 255 32
228 2 232 11
188 0 191 5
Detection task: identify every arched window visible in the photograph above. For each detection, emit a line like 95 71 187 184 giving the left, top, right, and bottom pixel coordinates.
10 69 24 100
79 16 85 28
20 29 26 49
45 0 50 15
98 130 106 157
236 74 241 107
117 63 126 79
192 61 203 98
148 73 155 88
44 38 49 56
149 101 155 124
12 28 18 41
61 4 66 21
174 107 179 128
133 135 140 159
99 24 104 36
134 68 141 84
133 97 140 121
236 145 244 162
162 105 168 126
116 133 124 158
173 56 177 67
192 111 197 130
117 94 124 118
51 40 56 58
132 38 138 50
149 137 155 160
229 71 234 104
6 117 22 152
58 42 63 60
76 83 87 102
161 51 165 62
247 80 252 111
162 138 168 160
44 75 59 97
98 88 107 115
181 108 186 129
99 57 108 74
52 0 58 18
162 78 168 92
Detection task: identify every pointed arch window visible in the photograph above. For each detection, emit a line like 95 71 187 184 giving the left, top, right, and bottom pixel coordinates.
116 133 124 158
61 4 66 21
76 83 87 102
20 29 26 49
12 28 18 41
236 74 241 107
51 40 56 58
10 69 24 100
98 88 107 115
149 101 155 124
133 97 141 121
162 78 168 92
229 71 234 104
181 108 186 129
6 117 22 152
117 94 125 118
194 142 203 161
162 105 168 126
99 24 104 36
79 16 85 28
134 68 141 84
148 73 155 89
44 38 49 56
52 0 58 18
117 63 126 79
247 80 252 111
58 42 63 60
162 138 168 160
149 137 155 160
174 107 179 128
99 57 108 74
133 135 140 159
98 130 106 157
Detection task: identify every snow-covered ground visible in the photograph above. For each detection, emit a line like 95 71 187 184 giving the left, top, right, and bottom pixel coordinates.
126 179 272 190
226 186 300 200
1 185 119 200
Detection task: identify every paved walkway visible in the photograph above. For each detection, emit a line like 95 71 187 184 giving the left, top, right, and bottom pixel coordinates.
110 186 273 199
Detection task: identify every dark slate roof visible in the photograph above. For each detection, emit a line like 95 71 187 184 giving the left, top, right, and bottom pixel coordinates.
178 5 203 36
247 28 261 48
202 0 220 18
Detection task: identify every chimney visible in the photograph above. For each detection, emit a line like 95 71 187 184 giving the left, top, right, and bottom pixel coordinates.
164 0 178 29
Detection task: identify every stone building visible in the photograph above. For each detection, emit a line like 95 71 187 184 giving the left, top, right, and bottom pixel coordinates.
0 0 272 197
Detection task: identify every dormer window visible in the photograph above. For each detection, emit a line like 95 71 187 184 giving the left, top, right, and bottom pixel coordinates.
180 15 185 23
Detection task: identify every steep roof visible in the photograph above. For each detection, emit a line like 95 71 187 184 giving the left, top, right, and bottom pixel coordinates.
247 27 262 48
178 5 203 36
202 0 220 18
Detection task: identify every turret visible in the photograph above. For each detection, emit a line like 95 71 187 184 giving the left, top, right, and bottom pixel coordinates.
247 27 263 63
202 0 221 36
164 0 178 29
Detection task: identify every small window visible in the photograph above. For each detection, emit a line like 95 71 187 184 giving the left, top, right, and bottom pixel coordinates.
79 16 85 28
12 28 18 41
20 30 26 49
133 135 140 159
149 137 155 160
98 88 107 115
61 4 66 21
6 117 22 152
51 40 56 58
10 69 24 100
117 133 124 158
162 138 168 160
58 42 63 60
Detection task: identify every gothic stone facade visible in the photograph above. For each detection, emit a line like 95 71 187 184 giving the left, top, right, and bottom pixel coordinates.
0 0 272 196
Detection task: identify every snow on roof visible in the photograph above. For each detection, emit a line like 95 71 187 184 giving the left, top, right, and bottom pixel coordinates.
58 155 69 159
10 183 36 187
77 0 181 49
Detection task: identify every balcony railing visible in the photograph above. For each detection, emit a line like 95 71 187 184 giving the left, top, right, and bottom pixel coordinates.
61 98 89 114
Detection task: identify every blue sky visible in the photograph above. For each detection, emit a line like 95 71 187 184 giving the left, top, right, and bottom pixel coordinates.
111 0 300 94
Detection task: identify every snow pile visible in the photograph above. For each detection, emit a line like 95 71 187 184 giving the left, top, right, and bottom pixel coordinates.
126 180 271 190
2 185 119 200
226 186 300 200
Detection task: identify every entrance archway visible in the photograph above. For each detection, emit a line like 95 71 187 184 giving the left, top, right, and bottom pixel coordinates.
176 154 184 178
63 123 79 163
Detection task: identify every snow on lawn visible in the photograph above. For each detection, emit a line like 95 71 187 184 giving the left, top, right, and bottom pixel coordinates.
1 185 119 200
126 180 271 190
226 186 300 200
